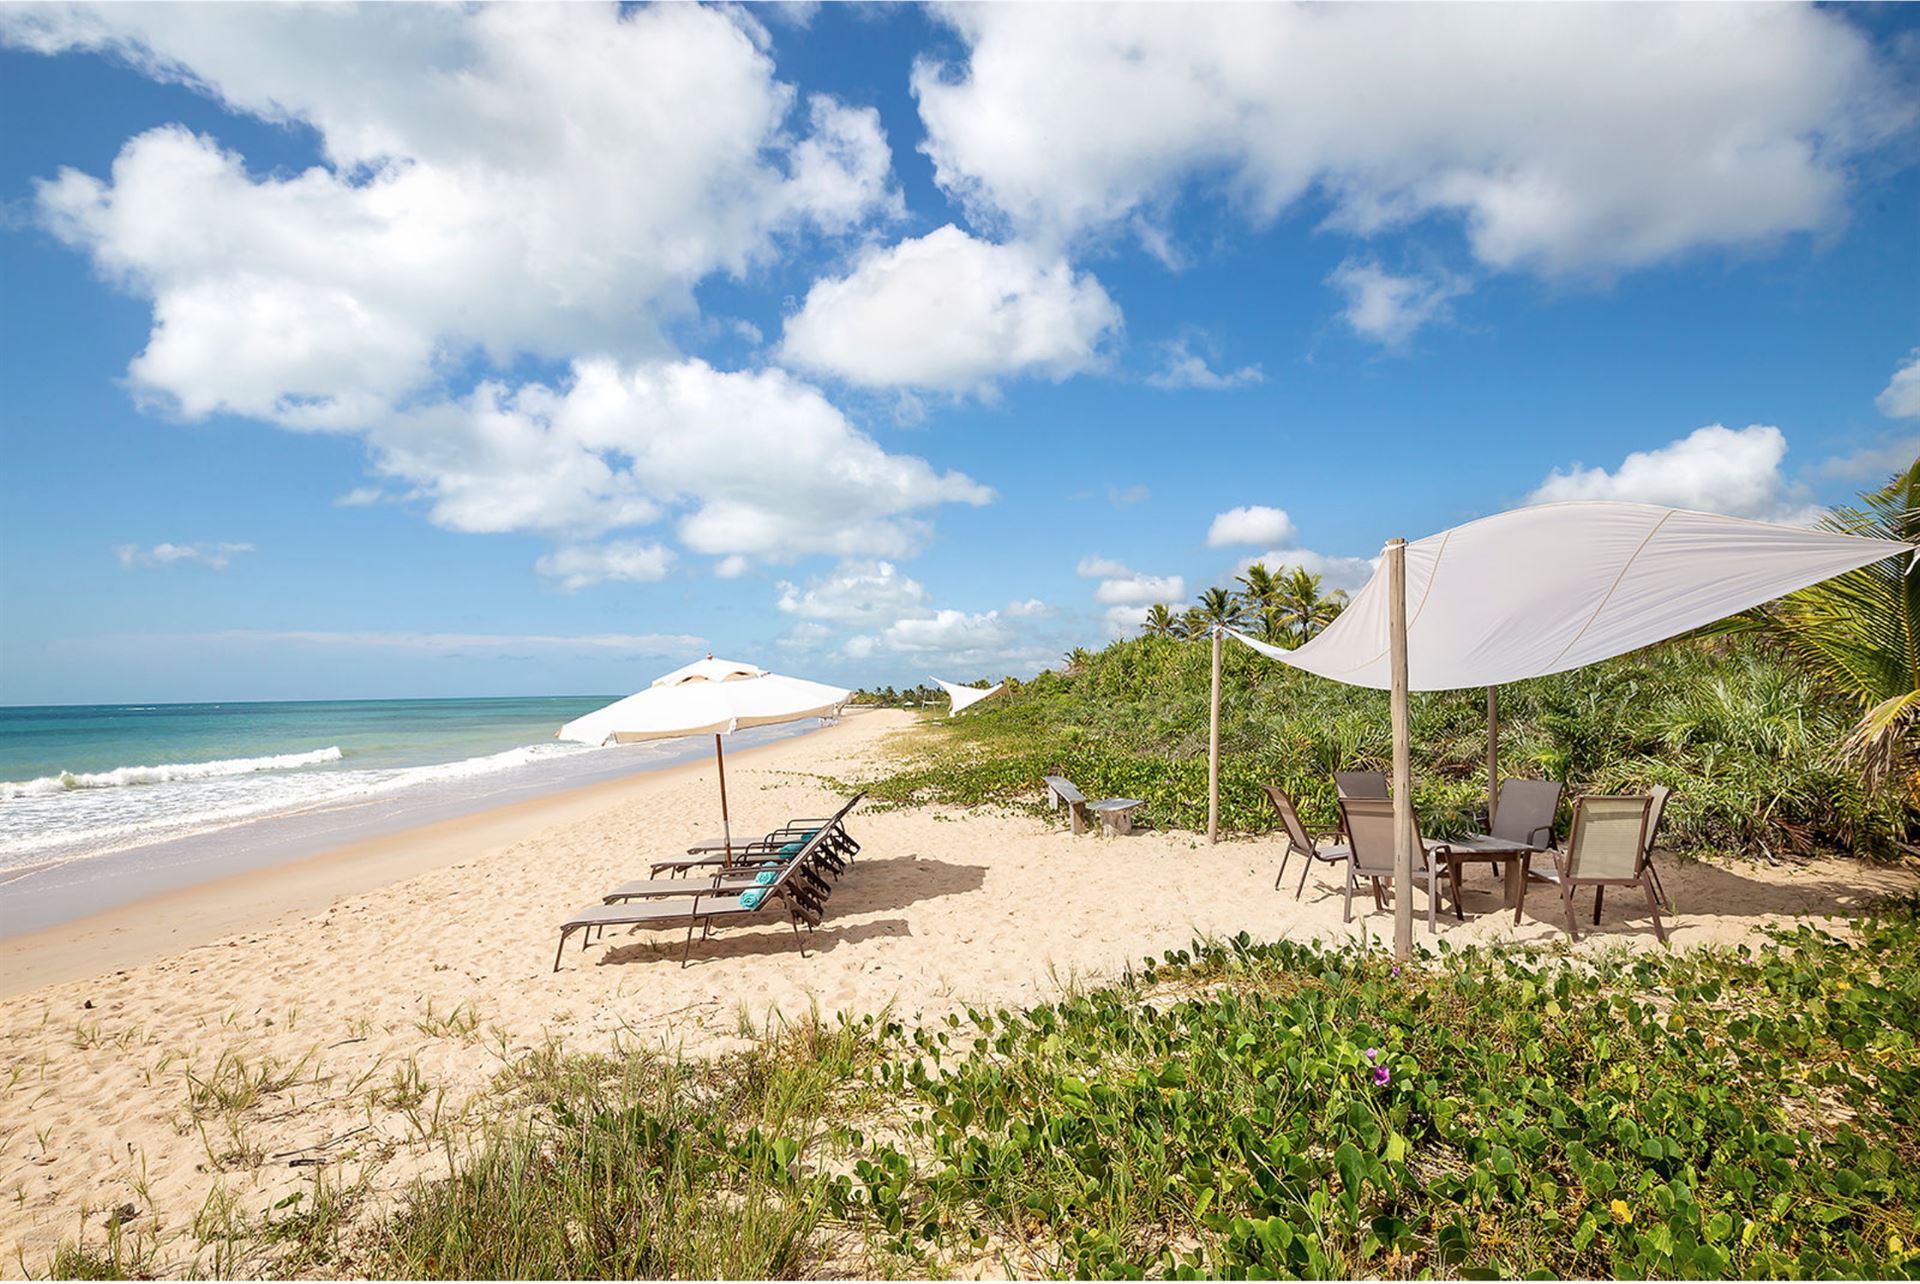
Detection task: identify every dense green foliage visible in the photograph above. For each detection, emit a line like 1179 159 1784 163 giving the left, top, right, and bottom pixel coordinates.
1729 459 1920 787
341 904 1920 1278
849 634 1914 859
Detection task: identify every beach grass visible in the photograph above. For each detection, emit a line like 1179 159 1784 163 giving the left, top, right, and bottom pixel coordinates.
846 634 1912 861
50 896 1914 1279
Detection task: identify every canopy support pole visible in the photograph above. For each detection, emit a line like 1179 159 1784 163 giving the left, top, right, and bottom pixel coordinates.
1208 625 1222 844
1486 686 1499 827
1387 539 1413 960
715 733 733 866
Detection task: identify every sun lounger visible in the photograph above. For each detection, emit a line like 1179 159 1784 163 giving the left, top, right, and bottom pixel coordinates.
602 842 837 906
1338 796 1456 932
1264 785 1349 898
650 794 863 877
1522 794 1665 943
1043 775 1144 836
555 825 837 970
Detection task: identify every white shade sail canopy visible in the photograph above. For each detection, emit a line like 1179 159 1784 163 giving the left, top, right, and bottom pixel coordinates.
1229 501 1915 692
932 676 1005 716
557 657 850 745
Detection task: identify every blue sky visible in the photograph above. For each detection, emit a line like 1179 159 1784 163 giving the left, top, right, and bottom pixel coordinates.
2 2 1917 706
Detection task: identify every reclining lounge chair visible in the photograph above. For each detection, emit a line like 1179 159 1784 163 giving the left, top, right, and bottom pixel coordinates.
555 825 837 970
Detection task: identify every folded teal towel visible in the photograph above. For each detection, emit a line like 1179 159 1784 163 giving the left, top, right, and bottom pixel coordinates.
778 842 804 857
799 829 820 839
753 870 776 886
739 888 767 910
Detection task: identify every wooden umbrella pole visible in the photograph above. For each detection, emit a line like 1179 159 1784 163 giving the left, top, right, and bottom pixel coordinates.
1387 539 1414 960
1208 625 1223 844
1486 685 1499 828
715 733 733 866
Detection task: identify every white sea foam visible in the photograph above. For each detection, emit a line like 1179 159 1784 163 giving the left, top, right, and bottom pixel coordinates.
1 746 345 798
0 739 622 872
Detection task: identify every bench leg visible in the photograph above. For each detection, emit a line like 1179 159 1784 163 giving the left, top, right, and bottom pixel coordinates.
1070 801 1086 835
553 928 574 972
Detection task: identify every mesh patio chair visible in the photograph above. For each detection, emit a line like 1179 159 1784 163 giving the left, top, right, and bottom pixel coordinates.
1338 796 1456 932
1523 794 1664 943
1263 785 1349 898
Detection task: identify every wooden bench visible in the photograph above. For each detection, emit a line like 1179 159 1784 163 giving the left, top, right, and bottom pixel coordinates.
1043 775 1145 836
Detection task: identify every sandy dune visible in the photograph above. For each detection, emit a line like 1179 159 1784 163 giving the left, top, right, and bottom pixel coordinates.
2 707 1913 1275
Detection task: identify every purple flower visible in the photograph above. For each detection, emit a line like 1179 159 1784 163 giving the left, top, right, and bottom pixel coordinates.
1391 965 1401 977
1372 1065 1392 1087
1365 1047 1379 1064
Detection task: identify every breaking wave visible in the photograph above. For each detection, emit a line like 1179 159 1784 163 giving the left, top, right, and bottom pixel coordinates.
2 747 345 799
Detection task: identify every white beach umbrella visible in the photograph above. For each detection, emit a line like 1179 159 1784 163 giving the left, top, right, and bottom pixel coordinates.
558 657 850 857
931 676 1005 717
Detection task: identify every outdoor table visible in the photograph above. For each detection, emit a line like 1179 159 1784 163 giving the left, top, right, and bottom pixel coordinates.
1434 835 1545 920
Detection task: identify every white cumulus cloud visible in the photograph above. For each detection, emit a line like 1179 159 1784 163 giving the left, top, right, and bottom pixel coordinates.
1208 505 1296 548
535 541 675 592
1328 261 1466 348
1145 338 1264 391
113 540 252 570
776 559 929 623
355 358 992 568
914 5 1904 275
778 225 1121 393
1529 424 1817 523
11 3 900 428
1877 349 1920 420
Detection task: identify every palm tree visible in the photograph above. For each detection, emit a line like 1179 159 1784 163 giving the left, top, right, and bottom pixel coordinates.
1731 460 1919 786
1180 606 1210 639
1235 562 1286 644
1192 586 1249 634
1140 603 1179 638
1275 566 1347 644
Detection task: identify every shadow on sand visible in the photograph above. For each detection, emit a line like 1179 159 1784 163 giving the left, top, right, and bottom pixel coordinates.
587 853 987 968
1294 849 1914 945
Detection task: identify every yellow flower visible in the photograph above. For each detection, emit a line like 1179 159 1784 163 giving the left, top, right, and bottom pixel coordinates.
1609 1199 1633 1225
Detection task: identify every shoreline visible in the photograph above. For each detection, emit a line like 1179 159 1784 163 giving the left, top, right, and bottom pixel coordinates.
0 713 866 997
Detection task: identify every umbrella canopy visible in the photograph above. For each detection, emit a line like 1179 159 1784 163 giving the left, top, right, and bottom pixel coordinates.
557 657 850 746
931 676 1004 717
1229 501 1916 692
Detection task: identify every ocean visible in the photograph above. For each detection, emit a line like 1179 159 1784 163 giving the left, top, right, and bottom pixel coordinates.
0 697 822 935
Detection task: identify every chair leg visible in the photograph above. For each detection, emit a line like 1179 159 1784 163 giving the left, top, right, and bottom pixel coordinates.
1426 874 1436 934
681 920 697 968
1274 846 1292 891
1295 851 1315 900
1593 886 1604 925
553 929 573 972
1449 859 1464 922
1371 877 1386 910
1344 868 1355 924
1513 855 1530 926
1642 878 1668 944
1648 857 1672 911
1560 884 1580 941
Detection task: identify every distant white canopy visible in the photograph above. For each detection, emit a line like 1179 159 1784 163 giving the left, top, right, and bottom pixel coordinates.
932 676 1005 716
1229 501 1915 692
557 657 850 745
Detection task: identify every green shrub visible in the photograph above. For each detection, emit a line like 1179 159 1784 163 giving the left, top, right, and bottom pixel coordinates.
854 636 1915 857
330 902 1920 1279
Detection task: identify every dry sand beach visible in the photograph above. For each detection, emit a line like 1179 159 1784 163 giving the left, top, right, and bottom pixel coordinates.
2 706 1914 1276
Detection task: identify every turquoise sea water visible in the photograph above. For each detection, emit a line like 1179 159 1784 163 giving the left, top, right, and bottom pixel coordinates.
0 695 828 936
0 696 613 784
0 696 802 882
